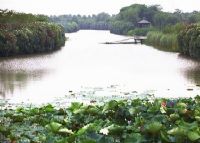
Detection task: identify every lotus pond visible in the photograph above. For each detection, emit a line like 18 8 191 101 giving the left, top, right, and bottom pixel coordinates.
1 95 200 143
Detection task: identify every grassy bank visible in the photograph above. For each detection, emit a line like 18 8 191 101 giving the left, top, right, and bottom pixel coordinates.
145 31 179 52
1 96 200 142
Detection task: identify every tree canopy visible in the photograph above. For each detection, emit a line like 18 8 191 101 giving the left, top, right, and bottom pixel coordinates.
50 4 200 35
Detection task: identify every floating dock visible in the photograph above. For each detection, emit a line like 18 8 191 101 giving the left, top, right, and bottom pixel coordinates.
103 36 147 44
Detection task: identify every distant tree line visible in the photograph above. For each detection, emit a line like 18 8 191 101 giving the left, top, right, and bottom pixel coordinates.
50 4 200 58
50 4 200 35
110 4 200 58
0 10 65 56
50 13 111 33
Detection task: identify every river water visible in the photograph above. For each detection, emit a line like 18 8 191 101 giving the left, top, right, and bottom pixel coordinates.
1 30 200 104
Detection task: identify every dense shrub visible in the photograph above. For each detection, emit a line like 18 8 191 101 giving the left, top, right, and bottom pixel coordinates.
127 27 155 36
0 22 65 56
109 21 134 35
178 24 200 58
0 9 49 24
0 30 17 55
0 10 65 56
64 22 79 33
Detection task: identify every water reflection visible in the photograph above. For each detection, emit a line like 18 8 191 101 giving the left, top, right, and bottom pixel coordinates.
184 67 200 85
0 53 54 99
177 54 200 86
0 70 47 99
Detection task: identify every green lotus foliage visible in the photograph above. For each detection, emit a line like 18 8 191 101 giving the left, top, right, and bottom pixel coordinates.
1 96 200 142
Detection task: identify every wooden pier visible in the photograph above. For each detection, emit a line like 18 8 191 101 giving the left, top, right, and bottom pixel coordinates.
103 36 147 44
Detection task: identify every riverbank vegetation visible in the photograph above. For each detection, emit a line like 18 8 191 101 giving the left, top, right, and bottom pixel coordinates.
146 31 179 52
110 4 200 54
1 4 199 57
127 27 155 36
50 4 161 35
178 24 200 58
1 96 200 142
50 13 111 33
50 4 200 36
50 4 200 58
145 23 186 51
0 10 65 56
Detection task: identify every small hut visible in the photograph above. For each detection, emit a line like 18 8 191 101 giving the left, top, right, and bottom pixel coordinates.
137 18 151 28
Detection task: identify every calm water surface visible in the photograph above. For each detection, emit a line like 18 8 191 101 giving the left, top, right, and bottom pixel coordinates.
1 30 200 104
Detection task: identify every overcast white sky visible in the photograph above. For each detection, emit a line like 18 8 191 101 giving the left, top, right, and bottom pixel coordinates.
0 0 200 15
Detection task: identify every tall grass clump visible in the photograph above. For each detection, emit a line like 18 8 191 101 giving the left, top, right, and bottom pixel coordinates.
145 23 186 52
146 31 179 52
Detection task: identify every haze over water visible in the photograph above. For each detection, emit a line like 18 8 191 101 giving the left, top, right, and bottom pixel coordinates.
1 30 200 104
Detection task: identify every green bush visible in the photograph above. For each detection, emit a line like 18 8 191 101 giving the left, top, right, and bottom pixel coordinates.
0 10 65 56
110 21 134 35
0 30 17 56
127 27 155 36
178 24 200 58
0 22 65 56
